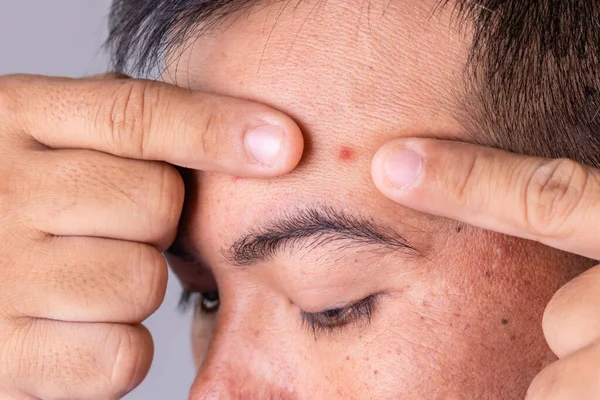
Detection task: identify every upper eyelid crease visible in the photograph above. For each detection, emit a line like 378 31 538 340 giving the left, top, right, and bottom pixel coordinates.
301 294 379 334
225 205 424 266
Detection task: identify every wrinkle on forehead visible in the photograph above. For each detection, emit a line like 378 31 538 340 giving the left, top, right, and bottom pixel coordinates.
169 0 470 152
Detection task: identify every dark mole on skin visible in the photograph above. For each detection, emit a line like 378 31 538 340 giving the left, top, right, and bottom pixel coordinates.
338 146 355 161
502 319 509 325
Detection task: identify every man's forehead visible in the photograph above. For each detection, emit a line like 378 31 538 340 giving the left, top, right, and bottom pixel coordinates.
169 0 469 147
170 0 469 255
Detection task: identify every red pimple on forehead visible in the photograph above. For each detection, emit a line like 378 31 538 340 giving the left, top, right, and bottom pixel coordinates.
338 146 354 161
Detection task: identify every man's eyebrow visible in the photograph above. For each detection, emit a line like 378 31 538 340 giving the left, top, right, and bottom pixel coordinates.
226 206 423 266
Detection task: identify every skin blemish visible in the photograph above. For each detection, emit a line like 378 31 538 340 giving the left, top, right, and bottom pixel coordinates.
501 319 509 325
338 146 355 161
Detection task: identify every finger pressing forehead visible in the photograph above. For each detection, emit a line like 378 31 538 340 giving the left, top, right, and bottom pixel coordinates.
0 74 304 176
372 138 600 260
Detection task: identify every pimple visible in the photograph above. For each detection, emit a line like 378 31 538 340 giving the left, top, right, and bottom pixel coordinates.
338 146 355 161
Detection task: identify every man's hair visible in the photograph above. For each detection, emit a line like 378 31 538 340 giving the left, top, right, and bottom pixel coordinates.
106 0 600 168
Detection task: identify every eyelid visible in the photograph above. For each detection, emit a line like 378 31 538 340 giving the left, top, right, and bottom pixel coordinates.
300 294 380 334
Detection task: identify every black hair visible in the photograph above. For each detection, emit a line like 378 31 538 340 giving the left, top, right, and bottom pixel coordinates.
106 0 600 168
107 0 256 76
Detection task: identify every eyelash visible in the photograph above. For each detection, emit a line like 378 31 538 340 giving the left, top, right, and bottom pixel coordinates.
301 295 379 334
179 290 380 335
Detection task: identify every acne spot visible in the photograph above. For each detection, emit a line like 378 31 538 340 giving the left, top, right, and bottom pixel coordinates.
510 334 517 341
233 176 243 183
501 319 509 325
338 146 355 161
373 370 379 375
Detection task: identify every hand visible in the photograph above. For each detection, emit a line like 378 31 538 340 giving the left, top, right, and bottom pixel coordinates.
0 73 303 400
371 138 599 399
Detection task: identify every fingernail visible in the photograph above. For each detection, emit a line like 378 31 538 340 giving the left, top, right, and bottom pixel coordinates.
245 125 284 167
385 147 422 188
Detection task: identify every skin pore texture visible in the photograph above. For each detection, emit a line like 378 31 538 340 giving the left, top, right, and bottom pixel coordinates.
164 1 594 398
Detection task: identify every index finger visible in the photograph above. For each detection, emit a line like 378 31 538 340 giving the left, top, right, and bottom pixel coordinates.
1 74 303 176
371 138 600 260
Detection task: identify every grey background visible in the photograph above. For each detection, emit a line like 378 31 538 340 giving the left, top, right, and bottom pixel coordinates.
0 1 195 399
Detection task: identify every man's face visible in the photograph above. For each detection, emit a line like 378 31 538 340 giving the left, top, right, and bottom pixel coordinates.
166 1 590 398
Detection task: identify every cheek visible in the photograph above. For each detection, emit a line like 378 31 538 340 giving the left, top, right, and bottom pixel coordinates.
410 227 590 396
330 229 589 398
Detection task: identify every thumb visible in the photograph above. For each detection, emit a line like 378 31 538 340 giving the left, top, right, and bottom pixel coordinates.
371 138 600 260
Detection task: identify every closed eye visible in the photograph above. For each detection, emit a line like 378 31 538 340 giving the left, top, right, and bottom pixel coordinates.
301 294 379 334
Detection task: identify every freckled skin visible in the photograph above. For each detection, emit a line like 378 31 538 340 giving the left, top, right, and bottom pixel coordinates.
165 0 596 398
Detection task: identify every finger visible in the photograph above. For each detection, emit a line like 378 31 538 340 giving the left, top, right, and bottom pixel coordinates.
5 236 167 324
372 139 600 259
0 388 37 400
542 263 600 358
3 319 153 400
526 340 600 400
1 74 304 176
18 149 184 250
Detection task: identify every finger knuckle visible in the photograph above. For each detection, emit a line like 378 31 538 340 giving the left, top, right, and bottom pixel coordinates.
196 104 225 161
107 325 152 395
449 153 489 210
145 163 184 248
524 159 589 238
103 81 161 158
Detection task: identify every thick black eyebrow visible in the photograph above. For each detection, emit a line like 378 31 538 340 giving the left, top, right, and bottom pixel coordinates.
226 206 423 266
